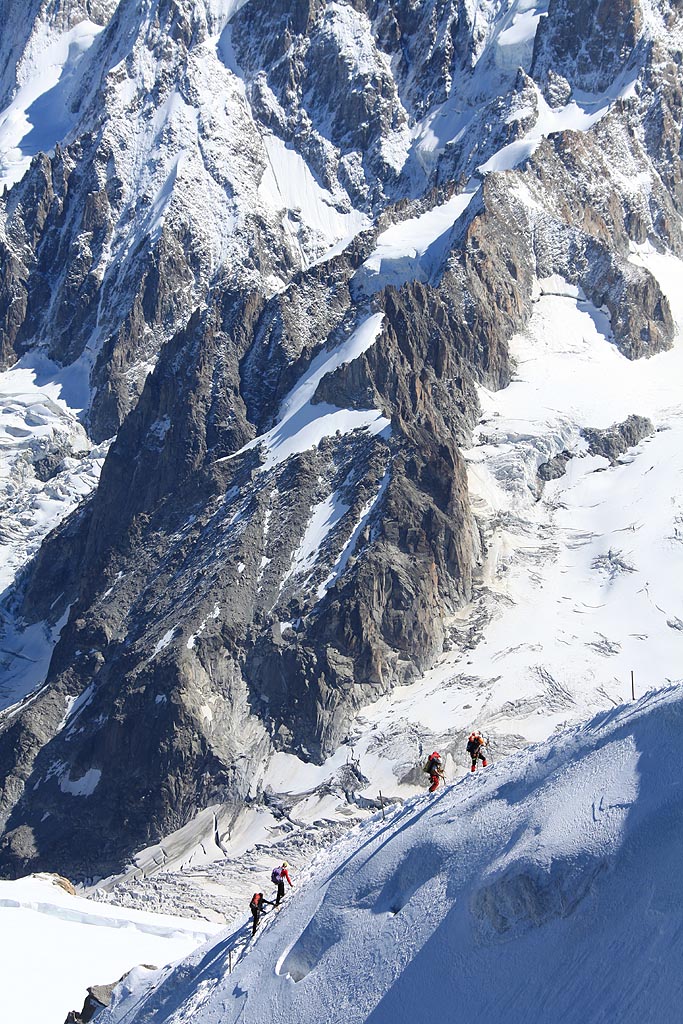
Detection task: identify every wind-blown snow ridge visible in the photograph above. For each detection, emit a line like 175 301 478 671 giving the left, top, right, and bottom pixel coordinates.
355 184 479 294
478 76 638 175
100 684 683 1023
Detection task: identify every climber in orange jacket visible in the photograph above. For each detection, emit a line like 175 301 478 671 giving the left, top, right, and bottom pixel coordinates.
467 732 488 771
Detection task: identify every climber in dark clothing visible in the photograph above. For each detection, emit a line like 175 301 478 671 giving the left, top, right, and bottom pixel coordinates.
249 891 274 935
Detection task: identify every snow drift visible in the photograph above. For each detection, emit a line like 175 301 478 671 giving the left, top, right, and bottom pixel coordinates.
100 684 683 1023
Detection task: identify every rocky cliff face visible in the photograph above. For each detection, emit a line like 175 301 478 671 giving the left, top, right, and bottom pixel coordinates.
0 0 681 879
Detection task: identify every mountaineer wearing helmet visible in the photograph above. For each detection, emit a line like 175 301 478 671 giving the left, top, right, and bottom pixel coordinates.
423 751 445 793
272 861 294 906
466 732 488 772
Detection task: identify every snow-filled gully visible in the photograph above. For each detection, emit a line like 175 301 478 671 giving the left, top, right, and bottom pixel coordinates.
217 312 391 473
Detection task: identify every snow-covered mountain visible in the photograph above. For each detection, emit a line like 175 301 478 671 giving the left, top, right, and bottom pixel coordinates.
97 684 683 1023
0 0 682 890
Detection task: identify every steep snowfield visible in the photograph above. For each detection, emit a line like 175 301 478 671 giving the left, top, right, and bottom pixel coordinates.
0 18 103 189
99 684 683 1023
222 312 391 472
0 873 221 1024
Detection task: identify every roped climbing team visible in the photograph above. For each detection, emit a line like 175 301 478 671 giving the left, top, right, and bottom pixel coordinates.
250 733 489 932
424 731 489 791
250 861 294 935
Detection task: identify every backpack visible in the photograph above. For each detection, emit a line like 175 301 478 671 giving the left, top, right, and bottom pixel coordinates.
271 867 281 884
467 734 483 754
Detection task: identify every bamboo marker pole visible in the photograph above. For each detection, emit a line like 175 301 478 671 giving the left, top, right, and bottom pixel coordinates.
229 949 233 973
631 670 635 701
379 790 385 820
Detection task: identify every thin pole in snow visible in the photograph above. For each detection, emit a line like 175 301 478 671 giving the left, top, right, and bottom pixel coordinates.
229 949 232 974
631 670 635 701
379 790 385 820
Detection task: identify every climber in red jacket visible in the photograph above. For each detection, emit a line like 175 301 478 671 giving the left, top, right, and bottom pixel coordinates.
272 861 294 905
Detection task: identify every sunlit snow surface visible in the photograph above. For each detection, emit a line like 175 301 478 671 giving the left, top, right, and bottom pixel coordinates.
477 76 637 174
455 248 683 730
0 4 682 1018
259 133 370 254
0 874 220 1024
355 184 479 294
99 685 683 1023
0 20 103 189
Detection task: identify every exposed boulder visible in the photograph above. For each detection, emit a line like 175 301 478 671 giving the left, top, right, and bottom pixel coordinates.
582 414 655 464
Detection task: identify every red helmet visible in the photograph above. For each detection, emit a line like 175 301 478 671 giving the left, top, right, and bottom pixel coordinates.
431 751 441 759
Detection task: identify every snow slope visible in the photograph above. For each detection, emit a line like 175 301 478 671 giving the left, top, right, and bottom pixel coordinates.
0 873 221 1024
99 683 683 1023
0 18 103 189
221 312 391 471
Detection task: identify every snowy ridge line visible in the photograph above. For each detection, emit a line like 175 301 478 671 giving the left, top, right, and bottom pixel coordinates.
102 967 173 1024
477 75 637 175
0 895 216 940
354 181 479 295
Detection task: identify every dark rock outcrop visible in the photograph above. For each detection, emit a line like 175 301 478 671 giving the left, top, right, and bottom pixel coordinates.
582 414 655 463
538 451 573 481
532 0 644 98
